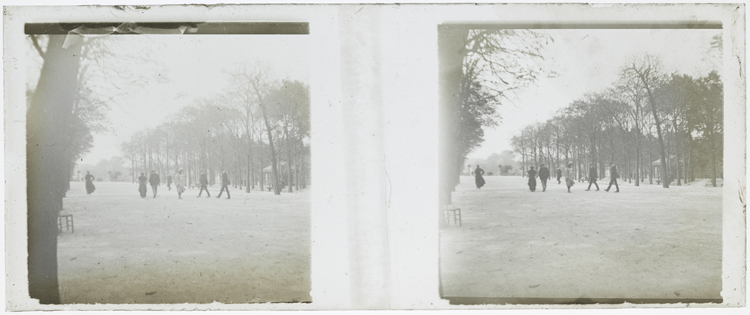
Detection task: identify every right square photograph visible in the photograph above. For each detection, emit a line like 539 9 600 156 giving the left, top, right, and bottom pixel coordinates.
438 24 724 304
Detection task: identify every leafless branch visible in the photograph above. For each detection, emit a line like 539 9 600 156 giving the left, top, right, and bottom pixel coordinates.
30 35 45 59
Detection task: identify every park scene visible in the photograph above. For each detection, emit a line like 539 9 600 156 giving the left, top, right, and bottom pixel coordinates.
438 27 724 303
25 23 310 304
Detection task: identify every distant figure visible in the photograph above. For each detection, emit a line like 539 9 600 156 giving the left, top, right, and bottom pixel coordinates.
216 169 231 199
175 169 185 199
586 163 600 191
556 167 563 184
538 164 550 192
474 165 485 189
84 171 96 195
605 162 620 193
564 162 575 193
197 170 210 197
137 172 148 198
166 173 173 190
149 170 160 198
527 166 537 192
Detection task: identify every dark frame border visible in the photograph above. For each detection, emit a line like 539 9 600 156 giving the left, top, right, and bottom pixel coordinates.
25 22 310 35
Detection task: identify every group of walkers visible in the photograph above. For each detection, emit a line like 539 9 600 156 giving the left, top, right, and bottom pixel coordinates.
83 168 235 199
473 162 621 193
136 169 231 199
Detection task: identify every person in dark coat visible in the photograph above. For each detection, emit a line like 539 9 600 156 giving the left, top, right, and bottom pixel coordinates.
197 170 210 197
166 173 173 190
527 166 537 192
138 172 148 198
84 171 96 195
538 164 550 192
149 170 160 198
586 163 600 191
474 165 485 189
605 162 620 192
216 169 231 199
556 167 563 184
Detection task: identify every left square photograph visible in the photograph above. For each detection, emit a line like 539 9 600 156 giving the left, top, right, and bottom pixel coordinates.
23 22 311 304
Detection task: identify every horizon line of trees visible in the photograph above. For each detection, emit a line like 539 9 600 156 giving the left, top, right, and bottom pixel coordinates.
121 67 310 195
511 54 723 187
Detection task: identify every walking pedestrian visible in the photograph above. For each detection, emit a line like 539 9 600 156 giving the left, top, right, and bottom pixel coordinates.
197 170 210 197
474 165 485 189
564 162 575 193
605 162 620 192
149 170 160 198
556 167 562 184
538 164 550 192
138 172 148 198
84 171 96 195
175 169 185 199
216 169 231 199
167 173 172 190
527 166 537 192
586 163 600 191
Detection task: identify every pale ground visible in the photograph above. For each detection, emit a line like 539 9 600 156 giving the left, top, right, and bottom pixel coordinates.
440 175 722 301
58 181 310 304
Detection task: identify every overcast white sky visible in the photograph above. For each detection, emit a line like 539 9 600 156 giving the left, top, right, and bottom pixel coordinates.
27 34 310 164
467 28 722 160
26 29 720 164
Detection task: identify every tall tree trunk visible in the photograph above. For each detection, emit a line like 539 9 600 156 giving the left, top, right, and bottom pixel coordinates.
643 85 669 188
589 133 597 168
635 138 640 186
246 153 251 192
258 149 265 191
285 125 293 193
251 84 281 195
297 149 302 189
649 150 653 184
438 26 469 209
287 152 294 193
27 34 83 304
682 134 692 184
711 136 718 187
259 110 280 195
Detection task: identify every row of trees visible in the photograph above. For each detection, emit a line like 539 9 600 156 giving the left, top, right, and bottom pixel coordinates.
439 27 552 204
120 68 310 195
511 54 723 187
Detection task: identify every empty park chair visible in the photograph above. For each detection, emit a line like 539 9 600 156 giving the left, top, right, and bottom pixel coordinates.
58 213 74 233
444 205 462 227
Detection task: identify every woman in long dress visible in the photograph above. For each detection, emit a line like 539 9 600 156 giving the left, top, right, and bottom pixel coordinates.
175 169 186 199
137 172 148 198
564 162 575 193
527 166 537 192
84 171 96 195
474 165 485 189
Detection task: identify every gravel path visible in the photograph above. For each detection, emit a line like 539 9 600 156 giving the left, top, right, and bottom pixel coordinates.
440 175 722 302
58 181 310 304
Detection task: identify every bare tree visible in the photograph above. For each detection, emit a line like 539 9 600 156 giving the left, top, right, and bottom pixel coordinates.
245 68 282 195
26 34 84 304
439 26 551 206
622 54 669 188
